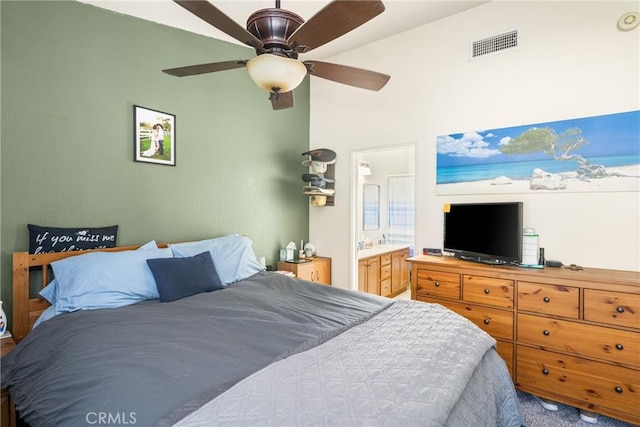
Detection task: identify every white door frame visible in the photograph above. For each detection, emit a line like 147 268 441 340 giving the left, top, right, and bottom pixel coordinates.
349 144 418 292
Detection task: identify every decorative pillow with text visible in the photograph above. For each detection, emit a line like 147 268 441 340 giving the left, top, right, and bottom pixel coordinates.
28 224 118 254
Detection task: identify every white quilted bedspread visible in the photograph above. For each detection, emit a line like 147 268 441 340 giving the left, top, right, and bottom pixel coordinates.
174 300 512 427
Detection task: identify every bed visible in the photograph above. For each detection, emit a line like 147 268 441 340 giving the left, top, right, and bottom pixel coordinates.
2 235 524 426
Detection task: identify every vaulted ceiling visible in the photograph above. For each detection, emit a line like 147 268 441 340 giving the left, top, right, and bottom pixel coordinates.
79 1 489 59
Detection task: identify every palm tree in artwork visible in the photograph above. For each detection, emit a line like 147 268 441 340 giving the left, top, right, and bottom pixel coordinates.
501 127 624 180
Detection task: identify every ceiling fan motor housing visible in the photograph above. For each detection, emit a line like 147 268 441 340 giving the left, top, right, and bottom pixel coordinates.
246 9 304 57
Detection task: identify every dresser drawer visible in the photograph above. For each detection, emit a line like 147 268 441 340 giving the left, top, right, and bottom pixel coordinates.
463 275 514 308
380 263 391 280
517 282 579 318
496 340 514 378
380 253 392 266
415 269 460 300
584 290 640 330
380 278 391 297
442 301 513 340
518 313 640 367
517 345 640 416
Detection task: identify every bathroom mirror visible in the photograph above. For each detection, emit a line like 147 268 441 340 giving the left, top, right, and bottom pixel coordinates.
363 184 380 230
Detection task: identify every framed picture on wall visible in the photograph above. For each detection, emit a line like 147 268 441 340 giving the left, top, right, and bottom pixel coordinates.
134 105 176 166
435 110 639 195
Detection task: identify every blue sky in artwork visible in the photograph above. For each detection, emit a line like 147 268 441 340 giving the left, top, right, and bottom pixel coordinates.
437 110 640 167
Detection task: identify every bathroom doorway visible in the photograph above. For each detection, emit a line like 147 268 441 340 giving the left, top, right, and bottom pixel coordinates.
352 145 416 293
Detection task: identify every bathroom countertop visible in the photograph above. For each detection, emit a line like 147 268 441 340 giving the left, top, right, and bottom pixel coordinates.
357 244 409 260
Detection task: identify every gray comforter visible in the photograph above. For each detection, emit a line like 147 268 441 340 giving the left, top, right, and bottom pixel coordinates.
1 272 523 426
174 299 523 427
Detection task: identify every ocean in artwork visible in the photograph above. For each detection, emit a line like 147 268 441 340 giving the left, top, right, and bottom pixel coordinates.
437 155 639 184
436 110 640 194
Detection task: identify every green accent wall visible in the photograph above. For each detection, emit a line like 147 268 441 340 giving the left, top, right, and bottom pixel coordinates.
0 2 310 324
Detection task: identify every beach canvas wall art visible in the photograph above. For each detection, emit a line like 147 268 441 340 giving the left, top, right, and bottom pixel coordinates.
436 110 639 195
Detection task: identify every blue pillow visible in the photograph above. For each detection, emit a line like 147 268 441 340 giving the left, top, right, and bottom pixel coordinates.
32 305 57 329
51 247 172 313
147 252 223 302
39 279 57 304
39 241 160 305
169 234 264 285
138 240 159 250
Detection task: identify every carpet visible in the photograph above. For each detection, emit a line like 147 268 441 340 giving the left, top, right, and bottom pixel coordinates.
518 391 635 427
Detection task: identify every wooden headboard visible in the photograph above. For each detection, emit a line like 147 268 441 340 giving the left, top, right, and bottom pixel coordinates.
12 244 168 343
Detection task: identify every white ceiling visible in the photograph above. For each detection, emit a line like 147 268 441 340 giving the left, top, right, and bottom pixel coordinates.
78 0 489 59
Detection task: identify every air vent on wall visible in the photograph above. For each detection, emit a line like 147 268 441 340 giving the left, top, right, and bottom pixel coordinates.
470 30 518 60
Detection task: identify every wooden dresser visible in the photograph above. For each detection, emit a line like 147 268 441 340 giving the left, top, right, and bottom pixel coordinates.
408 255 639 424
277 256 331 285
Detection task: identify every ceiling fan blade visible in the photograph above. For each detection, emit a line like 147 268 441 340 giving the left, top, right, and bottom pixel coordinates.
162 60 248 77
289 0 385 53
270 91 294 110
174 0 263 49
305 61 389 91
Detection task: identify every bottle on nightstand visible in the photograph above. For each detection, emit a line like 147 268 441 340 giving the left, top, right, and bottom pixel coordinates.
0 300 8 338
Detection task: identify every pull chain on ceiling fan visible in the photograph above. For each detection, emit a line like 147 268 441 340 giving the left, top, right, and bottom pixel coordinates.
162 0 390 110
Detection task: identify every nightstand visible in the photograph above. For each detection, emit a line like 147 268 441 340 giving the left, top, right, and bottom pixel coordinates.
1 335 17 427
277 256 332 285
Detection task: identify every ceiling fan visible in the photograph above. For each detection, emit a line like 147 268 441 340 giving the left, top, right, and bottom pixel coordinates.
162 0 390 110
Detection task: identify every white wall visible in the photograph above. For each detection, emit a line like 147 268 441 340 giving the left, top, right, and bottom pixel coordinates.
309 1 640 289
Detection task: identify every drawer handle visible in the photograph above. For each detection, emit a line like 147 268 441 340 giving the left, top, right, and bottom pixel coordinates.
543 296 550 303
616 306 625 313
543 330 550 336
484 288 490 294
434 281 440 287
542 369 549 375
615 344 624 351
483 319 490 325
615 386 623 394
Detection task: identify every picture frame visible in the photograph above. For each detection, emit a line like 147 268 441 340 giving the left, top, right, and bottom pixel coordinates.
436 110 639 195
134 105 176 166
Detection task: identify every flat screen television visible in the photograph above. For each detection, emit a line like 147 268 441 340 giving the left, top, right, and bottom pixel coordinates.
443 202 523 266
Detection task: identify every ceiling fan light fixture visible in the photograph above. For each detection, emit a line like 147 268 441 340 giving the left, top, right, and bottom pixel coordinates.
246 54 307 93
